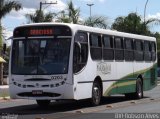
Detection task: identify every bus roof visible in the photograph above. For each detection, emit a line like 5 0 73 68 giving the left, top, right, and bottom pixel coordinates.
15 23 156 42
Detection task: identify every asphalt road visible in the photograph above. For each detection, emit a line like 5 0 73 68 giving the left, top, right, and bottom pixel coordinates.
0 85 160 119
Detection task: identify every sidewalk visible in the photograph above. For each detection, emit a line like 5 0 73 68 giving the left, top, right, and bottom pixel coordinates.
0 85 9 99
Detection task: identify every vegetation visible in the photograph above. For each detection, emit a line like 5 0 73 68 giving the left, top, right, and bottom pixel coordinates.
111 12 160 66
0 0 22 52
66 0 80 24
25 0 109 29
0 0 22 85
84 16 109 29
111 12 160 36
26 10 54 23
54 0 81 24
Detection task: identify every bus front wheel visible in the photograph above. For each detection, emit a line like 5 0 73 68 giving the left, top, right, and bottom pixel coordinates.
91 81 102 106
36 100 51 107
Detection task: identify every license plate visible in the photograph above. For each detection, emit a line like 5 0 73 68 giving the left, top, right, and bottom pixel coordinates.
32 90 43 95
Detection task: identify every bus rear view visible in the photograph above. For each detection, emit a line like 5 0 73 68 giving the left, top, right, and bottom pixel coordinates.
9 24 74 106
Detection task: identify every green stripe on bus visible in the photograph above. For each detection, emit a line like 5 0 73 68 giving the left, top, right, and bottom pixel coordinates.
103 63 157 96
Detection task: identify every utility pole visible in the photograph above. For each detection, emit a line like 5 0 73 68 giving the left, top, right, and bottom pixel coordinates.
144 0 149 33
87 3 94 18
40 1 57 12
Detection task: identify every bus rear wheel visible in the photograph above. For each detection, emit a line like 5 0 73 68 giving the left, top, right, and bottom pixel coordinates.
36 100 51 107
125 78 143 99
91 81 102 106
134 78 143 99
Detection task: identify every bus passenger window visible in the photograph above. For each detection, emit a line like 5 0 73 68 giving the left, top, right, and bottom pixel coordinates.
115 37 124 61
103 36 114 60
144 41 151 61
90 34 102 60
135 40 144 61
124 38 134 61
151 42 156 61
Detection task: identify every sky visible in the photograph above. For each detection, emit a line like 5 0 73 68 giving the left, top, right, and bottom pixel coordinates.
2 0 160 45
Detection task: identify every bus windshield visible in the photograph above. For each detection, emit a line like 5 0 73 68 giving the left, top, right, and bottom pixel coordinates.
12 38 71 75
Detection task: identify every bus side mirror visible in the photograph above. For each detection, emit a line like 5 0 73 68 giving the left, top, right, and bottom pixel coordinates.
3 43 6 54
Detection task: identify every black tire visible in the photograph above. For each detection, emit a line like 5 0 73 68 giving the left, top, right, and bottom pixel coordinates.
134 79 143 99
125 78 143 99
36 100 51 107
91 81 102 106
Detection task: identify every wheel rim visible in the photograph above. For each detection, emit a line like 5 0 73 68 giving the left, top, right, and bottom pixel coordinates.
93 86 100 104
137 82 142 98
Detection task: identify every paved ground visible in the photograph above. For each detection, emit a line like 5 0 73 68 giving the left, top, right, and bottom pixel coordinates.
0 85 160 119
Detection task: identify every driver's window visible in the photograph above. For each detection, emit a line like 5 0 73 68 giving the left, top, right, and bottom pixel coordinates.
73 32 88 73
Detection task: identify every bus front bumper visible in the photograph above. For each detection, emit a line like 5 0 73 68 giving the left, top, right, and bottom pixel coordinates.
9 83 74 100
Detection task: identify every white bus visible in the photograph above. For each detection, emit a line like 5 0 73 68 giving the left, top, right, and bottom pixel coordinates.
9 23 157 106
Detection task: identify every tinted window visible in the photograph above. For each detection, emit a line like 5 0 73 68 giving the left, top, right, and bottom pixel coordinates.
75 32 88 43
144 41 151 61
135 40 143 51
115 37 124 60
90 34 101 47
103 35 114 60
115 37 123 49
103 36 113 48
151 42 156 61
124 38 134 61
135 40 144 61
151 42 156 52
125 38 133 50
90 34 102 60
74 32 88 73
144 41 150 51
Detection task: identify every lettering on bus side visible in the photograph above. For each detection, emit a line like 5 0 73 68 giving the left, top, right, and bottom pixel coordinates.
97 63 111 74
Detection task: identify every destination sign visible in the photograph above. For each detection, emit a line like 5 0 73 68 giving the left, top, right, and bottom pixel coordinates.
13 25 72 38
30 29 53 36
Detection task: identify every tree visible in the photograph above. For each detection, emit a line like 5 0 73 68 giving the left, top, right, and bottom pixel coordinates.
56 0 81 24
67 0 80 24
0 0 22 85
55 10 71 23
84 16 109 29
0 0 22 52
111 12 160 36
26 10 54 23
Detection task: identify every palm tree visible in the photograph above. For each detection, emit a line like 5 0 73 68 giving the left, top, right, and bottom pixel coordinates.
84 16 109 29
67 0 80 24
0 0 22 85
56 0 81 24
0 0 22 51
54 10 71 23
26 9 54 23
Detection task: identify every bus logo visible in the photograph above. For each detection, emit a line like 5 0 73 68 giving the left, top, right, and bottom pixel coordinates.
97 63 111 74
